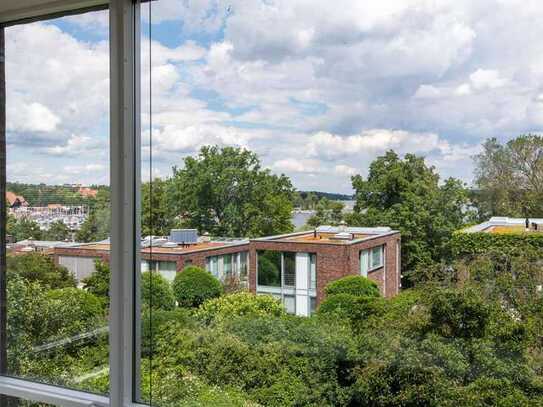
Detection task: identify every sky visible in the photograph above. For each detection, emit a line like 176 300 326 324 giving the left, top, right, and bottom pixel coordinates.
5 0 543 193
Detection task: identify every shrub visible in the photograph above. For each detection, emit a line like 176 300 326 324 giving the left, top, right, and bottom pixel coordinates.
318 293 385 328
173 266 222 308
197 292 285 324
141 271 175 311
325 275 380 298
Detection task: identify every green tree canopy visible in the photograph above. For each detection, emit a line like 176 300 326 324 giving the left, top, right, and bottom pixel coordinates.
7 252 76 289
168 146 295 237
350 151 470 281
44 220 70 241
141 271 176 311
473 134 543 218
141 178 179 237
82 260 110 304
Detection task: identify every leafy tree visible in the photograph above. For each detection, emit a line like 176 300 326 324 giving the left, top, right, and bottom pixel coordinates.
172 266 222 308
141 271 176 311
169 146 295 237
306 198 345 227
350 150 470 281
76 207 110 243
7 252 76 289
10 217 42 241
324 275 380 298
44 220 70 241
473 135 543 218
197 292 285 324
141 178 179 237
82 260 110 303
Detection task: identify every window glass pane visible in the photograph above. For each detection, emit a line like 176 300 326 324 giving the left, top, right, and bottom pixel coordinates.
4 9 110 395
283 295 296 314
310 253 317 290
257 250 281 287
283 252 296 288
371 246 383 269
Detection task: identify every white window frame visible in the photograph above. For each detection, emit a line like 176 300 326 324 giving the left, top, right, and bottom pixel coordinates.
0 1 148 406
361 245 385 275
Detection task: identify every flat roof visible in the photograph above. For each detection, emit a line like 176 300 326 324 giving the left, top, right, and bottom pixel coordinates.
252 225 399 245
461 217 543 234
58 239 249 255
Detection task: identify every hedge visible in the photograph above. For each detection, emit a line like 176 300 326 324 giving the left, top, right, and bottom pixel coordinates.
450 232 543 257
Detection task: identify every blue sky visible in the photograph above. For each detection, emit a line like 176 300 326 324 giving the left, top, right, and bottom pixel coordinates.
5 0 543 193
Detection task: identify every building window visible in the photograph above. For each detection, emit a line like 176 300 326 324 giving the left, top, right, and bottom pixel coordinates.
283 252 296 288
310 253 317 290
257 250 282 287
223 254 233 277
283 295 296 314
360 245 384 277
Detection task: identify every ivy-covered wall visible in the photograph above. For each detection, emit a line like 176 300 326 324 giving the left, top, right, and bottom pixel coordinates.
451 232 543 257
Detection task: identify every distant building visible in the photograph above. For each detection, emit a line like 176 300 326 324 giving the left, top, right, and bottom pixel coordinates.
6 191 29 208
462 217 543 234
78 187 98 198
53 226 401 316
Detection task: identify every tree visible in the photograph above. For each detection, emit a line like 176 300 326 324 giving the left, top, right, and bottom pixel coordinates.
141 178 178 237
10 217 42 241
306 198 345 227
168 146 295 237
76 207 110 243
7 252 76 289
44 220 70 241
172 266 222 308
82 260 110 304
141 271 176 311
350 151 469 281
473 135 543 218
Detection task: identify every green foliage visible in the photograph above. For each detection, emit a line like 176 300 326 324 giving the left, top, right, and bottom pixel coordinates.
75 190 110 243
44 220 70 241
318 294 385 331
141 178 179 237
82 260 110 303
172 266 222 308
197 292 285 323
306 198 345 227
450 231 543 257
426 288 491 339
9 217 42 241
141 307 194 357
325 275 381 298
473 135 543 218
141 271 175 311
256 250 281 286
7 253 76 289
169 145 295 237
351 151 470 282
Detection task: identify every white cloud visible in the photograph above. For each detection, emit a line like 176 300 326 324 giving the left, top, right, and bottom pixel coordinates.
7 102 60 133
334 164 357 176
469 69 509 90
271 158 322 174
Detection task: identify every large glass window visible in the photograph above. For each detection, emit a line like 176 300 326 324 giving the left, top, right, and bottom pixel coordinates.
257 250 282 287
4 8 110 395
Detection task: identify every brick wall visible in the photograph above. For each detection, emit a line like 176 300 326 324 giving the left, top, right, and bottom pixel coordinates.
250 232 400 304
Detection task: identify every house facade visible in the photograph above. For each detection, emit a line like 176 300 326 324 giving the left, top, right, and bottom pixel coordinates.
52 226 401 316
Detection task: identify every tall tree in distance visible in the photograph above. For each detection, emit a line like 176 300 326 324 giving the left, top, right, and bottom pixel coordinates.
473 135 543 218
169 146 295 237
349 151 469 282
141 178 178 237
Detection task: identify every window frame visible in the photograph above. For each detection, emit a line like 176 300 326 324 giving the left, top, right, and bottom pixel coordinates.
0 0 146 406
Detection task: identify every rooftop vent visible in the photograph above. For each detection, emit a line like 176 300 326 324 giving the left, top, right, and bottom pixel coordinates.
169 229 198 244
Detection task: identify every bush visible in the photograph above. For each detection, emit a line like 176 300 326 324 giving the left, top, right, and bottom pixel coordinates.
141 271 175 311
197 292 285 324
318 294 384 328
7 252 76 289
325 275 380 298
173 266 222 308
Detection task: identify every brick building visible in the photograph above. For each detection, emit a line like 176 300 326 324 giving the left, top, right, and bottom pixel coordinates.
53 226 401 316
